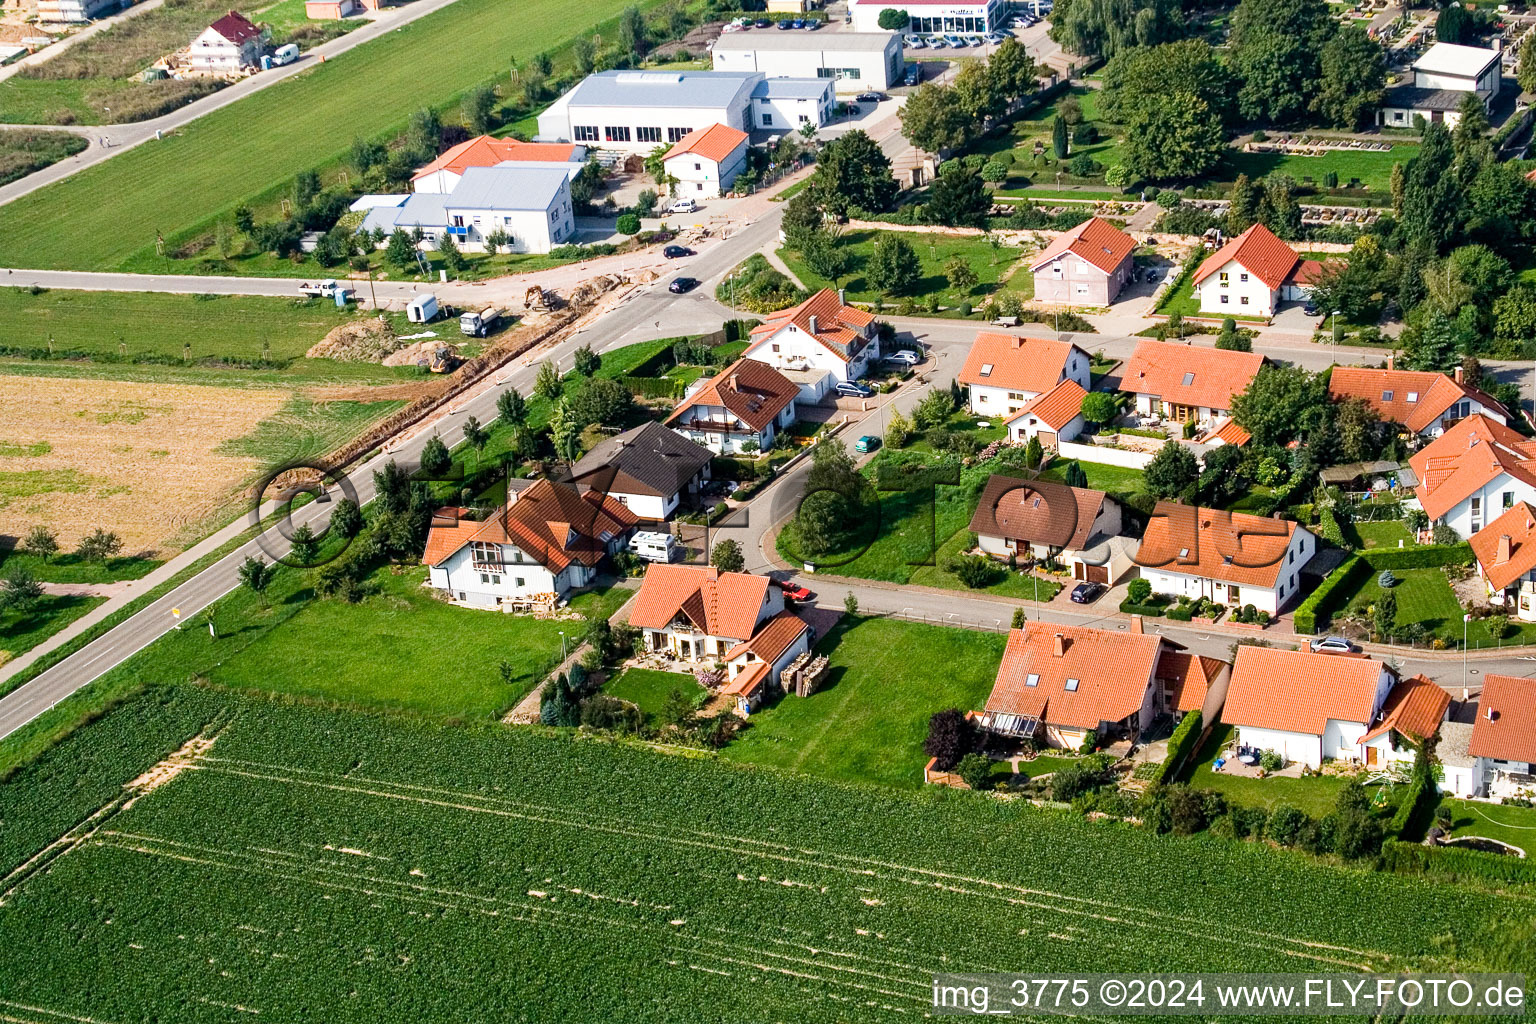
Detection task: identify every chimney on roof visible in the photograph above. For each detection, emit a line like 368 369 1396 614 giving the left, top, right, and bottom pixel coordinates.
1014 336 1025 349
1129 614 1143 635
1386 353 1395 371
808 314 818 335
1052 632 1065 657
1454 365 1465 384
838 288 846 304
729 373 739 391
1497 534 1512 566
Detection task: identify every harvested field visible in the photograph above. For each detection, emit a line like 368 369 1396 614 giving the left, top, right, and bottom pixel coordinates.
0 375 287 556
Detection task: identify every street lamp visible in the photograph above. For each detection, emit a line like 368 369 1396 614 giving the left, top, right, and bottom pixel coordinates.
1463 613 1470 688
559 630 567 661
1331 309 1342 365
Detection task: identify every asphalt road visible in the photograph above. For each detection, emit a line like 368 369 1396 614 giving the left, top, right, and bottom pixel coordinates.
0 0 467 208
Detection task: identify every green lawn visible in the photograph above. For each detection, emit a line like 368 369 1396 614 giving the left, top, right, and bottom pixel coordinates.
218 395 404 468
1184 725 1350 818
93 560 628 719
1222 143 1417 197
0 129 88 187
1336 567 1536 647
721 616 1006 788
1353 519 1415 550
908 524 1064 602
0 0 648 271
1442 799 1536 853
1154 270 1202 318
604 668 701 724
0 594 104 662
777 230 1024 308
1037 457 1151 506
968 86 1126 190
0 549 160 584
0 287 389 365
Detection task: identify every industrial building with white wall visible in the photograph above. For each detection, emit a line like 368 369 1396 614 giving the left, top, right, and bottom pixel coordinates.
711 31 905 92
848 0 1007 34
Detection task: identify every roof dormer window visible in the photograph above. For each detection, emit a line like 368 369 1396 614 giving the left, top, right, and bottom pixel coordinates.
1382 390 1394 401
1025 673 1039 687
980 363 994 377
1065 677 1080 692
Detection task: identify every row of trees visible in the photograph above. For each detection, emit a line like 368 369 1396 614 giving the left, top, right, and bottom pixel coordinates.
898 38 1040 155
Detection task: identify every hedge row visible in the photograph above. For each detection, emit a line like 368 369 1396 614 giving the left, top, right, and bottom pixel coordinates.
1378 838 1536 886
1360 543 1473 571
621 375 684 399
1154 710 1203 784
1119 599 1167 617
1292 554 1369 635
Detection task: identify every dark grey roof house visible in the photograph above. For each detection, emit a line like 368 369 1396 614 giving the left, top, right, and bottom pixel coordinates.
569 421 713 521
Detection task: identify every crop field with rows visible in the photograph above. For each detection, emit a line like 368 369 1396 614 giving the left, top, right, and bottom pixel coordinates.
0 686 1527 1022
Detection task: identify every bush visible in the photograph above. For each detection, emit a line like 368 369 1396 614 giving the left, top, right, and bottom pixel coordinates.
924 708 977 770
1266 805 1308 846
1379 839 1536 886
1153 710 1202 783
1050 754 1116 802
1127 577 1152 603
616 213 641 235
956 752 993 791
1293 555 1369 634
1362 544 1473 571
1258 749 1282 772
951 554 1004 588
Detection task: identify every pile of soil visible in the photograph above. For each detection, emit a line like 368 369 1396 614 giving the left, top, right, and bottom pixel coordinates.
307 315 401 362
382 338 459 368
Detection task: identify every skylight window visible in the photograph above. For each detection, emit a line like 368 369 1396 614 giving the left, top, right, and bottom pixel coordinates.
1065 677 1080 692
1407 391 1419 402
1383 390 1394 401
980 363 994 377
1178 547 1190 558
1026 673 1040 687
1182 372 1195 386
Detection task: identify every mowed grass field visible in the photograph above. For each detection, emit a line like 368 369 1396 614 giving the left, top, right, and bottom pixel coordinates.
0 0 645 271
778 229 1025 308
1222 143 1417 196
0 686 1527 1023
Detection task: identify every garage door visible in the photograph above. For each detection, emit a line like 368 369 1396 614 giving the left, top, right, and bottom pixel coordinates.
1072 563 1086 581
1085 563 1109 584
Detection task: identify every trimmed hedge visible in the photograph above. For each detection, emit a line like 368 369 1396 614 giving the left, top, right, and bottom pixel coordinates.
1165 604 1194 621
1361 543 1473 571
1119 598 1168 617
1378 838 1536 886
621 375 683 399
1293 555 1369 635
1154 710 1202 784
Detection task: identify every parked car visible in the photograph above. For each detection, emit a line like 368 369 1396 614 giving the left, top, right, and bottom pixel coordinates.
834 380 875 398
855 434 881 453
790 17 805 27
780 581 815 601
986 31 1008 42
1310 636 1361 655
927 36 947 47
754 17 771 26
777 18 793 28
669 276 698 294
662 244 694 259
803 17 821 29
1070 582 1106 604
856 90 886 102
885 349 921 366
1303 301 1320 316
903 64 921 85
668 198 698 214
905 34 926 47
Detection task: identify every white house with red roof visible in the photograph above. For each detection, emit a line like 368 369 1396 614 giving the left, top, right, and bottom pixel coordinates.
1134 501 1316 616
662 123 749 199
188 10 267 75
423 479 637 610
1005 380 1087 447
1120 339 1265 428
957 331 1092 419
1408 413 1536 538
1470 674 1536 799
1028 217 1137 306
1468 501 1536 619
666 356 800 453
411 136 586 194
1327 359 1510 442
741 289 878 402
1222 646 1397 769
1357 674 1451 769
968 475 1133 584
1191 223 1323 319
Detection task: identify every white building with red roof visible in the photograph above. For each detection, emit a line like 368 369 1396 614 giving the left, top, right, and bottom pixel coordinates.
1407 413 1536 538
968 475 1133 584
1470 674 1536 799
1028 217 1137 306
1120 339 1265 429
956 331 1091 419
1327 358 1510 441
1222 646 1397 769
1191 223 1323 319
423 479 637 610
1468 501 1536 619
1005 379 1087 447
1134 501 1316 616
741 288 878 402
666 356 800 454
188 10 267 75
411 136 586 194
662 123 749 199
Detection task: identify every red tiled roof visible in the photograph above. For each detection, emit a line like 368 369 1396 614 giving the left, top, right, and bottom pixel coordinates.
968 475 1109 552
667 357 798 434
1361 675 1449 746
664 122 749 164
1470 673 1536 762
422 507 482 567
1285 259 1328 287
985 623 1165 731
1224 646 1389 735
1408 414 1536 522
1155 650 1228 714
1134 500 1302 589
1192 223 1300 291
1005 379 1086 431
724 660 770 697
1468 501 1536 592
413 135 580 180
1327 367 1510 433
422 480 637 572
749 288 874 363
1120 340 1265 413
208 10 262 43
1198 417 1252 447
1028 216 1137 276
724 609 810 664
957 331 1086 395
627 564 773 641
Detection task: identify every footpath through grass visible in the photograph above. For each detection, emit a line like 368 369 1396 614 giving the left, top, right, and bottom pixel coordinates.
0 0 645 271
722 616 1005 788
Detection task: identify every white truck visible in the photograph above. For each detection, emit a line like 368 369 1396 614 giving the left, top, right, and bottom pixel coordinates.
459 305 502 338
628 531 681 563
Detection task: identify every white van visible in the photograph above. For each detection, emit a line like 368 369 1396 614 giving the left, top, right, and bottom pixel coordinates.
271 43 299 66
628 531 681 563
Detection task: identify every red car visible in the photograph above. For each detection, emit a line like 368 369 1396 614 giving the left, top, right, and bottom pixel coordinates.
780 581 814 602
